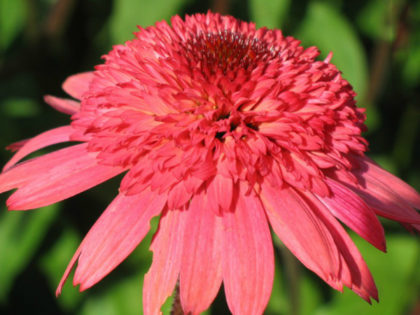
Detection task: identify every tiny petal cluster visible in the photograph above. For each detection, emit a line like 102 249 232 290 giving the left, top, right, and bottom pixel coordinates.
1 12 420 315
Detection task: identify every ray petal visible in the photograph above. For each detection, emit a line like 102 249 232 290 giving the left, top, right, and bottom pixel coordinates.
6 145 125 210
335 159 420 224
303 191 378 302
143 209 186 315
44 95 80 115
354 155 420 209
56 190 166 294
62 72 95 100
261 182 340 285
3 126 75 171
318 178 386 251
0 144 89 195
180 192 223 315
222 182 274 315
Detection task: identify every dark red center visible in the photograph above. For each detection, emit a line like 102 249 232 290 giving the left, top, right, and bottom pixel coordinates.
184 30 273 74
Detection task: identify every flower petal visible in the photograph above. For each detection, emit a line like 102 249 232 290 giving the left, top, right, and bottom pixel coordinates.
222 182 274 315
6 145 125 210
338 158 420 224
56 190 166 294
180 192 223 315
303 191 378 302
0 144 88 195
354 155 420 209
167 181 191 210
143 209 186 315
207 174 233 213
62 72 95 100
261 183 341 286
318 178 386 251
6 139 29 151
3 126 75 171
44 95 80 115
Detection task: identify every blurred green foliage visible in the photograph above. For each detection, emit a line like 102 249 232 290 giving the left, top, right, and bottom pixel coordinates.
0 0 419 314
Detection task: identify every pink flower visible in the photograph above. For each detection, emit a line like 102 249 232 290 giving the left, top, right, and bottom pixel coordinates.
1 11 420 315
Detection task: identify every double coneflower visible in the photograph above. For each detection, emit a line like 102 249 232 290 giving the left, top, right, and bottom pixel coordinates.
1 12 419 315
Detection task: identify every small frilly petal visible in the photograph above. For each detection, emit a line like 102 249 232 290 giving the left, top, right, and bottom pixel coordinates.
3 126 75 171
317 178 386 251
44 95 80 115
261 183 340 283
62 72 95 100
143 208 186 315
180 192 223 315
222 182 274 315
6 144 125 210
56 189 166 294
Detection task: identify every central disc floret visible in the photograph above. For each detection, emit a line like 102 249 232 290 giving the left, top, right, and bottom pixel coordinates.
184 30 273 74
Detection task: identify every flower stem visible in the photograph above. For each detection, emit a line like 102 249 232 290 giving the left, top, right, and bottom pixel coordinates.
171 281 184 315
281 246 301 315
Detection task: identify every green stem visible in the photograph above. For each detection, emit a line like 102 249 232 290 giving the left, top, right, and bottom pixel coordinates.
281 246 301 315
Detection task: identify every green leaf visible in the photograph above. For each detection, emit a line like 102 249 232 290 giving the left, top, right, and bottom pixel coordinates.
249 0 291 29
39 228 83 311
364 105 380 133
109 0 190 44
0 0 25 52
392 103 420 169
0 204 59 302
80 274 143 315
300 274 323 315
314 234 420 315
357 0 400 42
266 259 287 314
1 98 41 118
397 7 420 90
296 1 368 101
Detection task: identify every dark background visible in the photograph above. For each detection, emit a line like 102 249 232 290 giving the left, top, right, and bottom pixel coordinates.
0 0 419 314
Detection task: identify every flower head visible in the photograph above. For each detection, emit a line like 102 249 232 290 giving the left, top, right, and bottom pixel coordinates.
1 11 420 315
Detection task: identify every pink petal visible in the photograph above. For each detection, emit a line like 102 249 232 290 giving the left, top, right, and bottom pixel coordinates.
6 145 125 210
62 72 95 100
0 144 89 195
303 191 378 302
143 209 186 315
337 158 420 224
180 192 223 315
354 155 420 209
317 178 386 251
3 126 75 171
261 183 341 285
207 174 233 213
222 182 274 315
44 95 80 115
56 190 166 294
6 139 29 151
167 181 191 210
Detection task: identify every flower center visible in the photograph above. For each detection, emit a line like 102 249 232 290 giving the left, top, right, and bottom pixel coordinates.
184 30 273 74
161 31 277 142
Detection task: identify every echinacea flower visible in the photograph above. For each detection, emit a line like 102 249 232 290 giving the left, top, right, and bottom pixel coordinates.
1 11 420 315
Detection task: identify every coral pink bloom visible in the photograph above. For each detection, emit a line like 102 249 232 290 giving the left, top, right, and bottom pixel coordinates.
1 11 420 315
